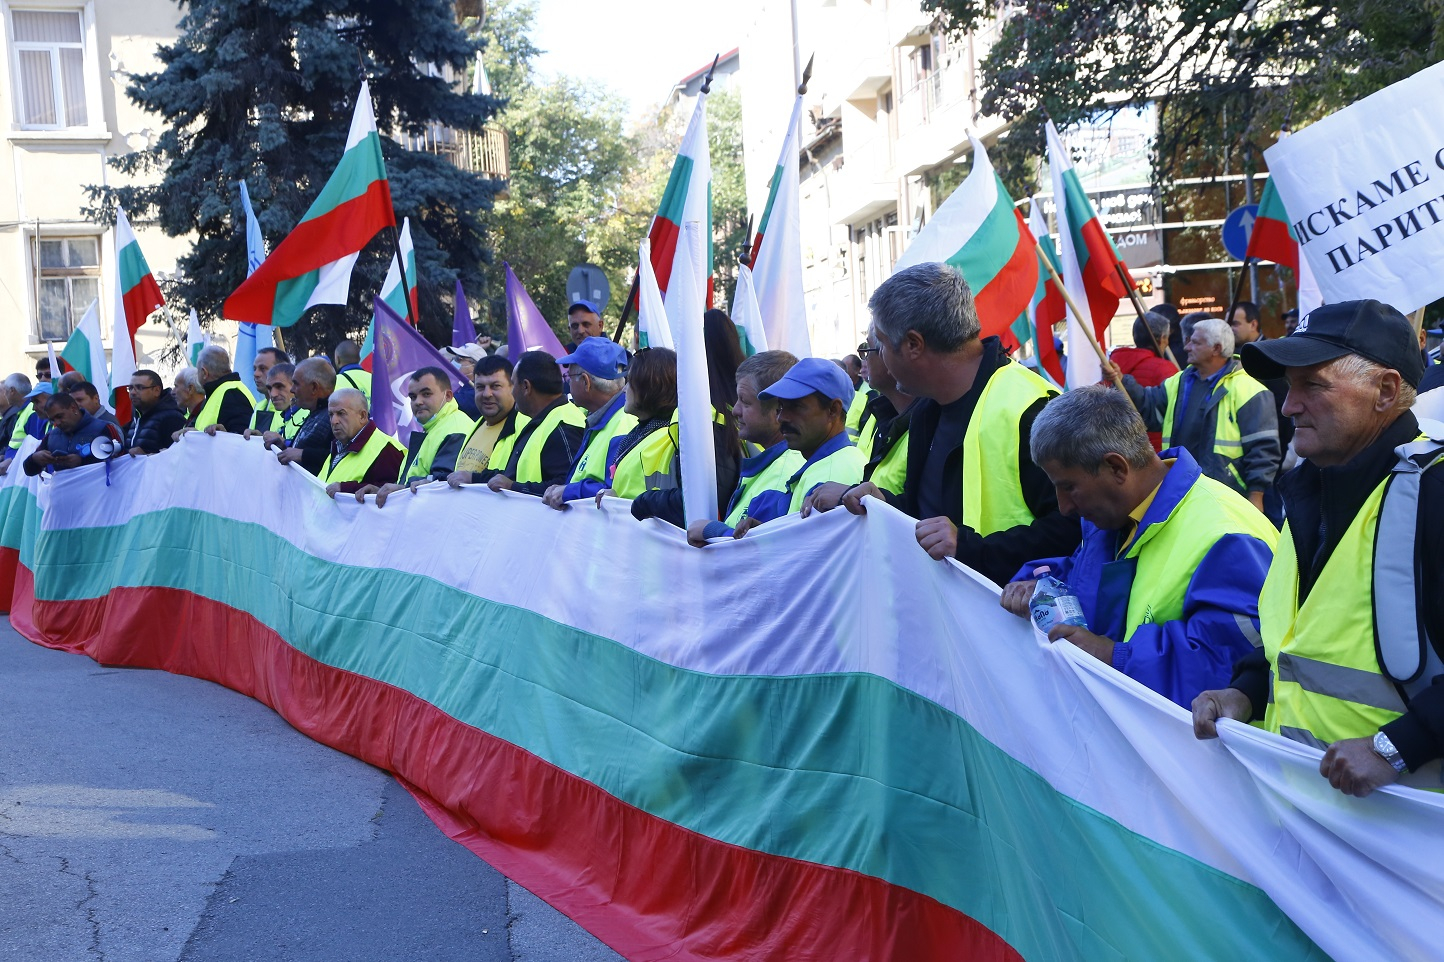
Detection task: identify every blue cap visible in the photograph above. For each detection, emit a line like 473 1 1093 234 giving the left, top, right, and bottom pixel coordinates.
568 299 601 315
557 336 629 379
24 383 53 401
759 357 855 407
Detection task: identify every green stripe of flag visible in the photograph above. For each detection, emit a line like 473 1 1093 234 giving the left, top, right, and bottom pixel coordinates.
653 154 695 229
299 131 388 225
34 510 1325 962
942 175 1023 289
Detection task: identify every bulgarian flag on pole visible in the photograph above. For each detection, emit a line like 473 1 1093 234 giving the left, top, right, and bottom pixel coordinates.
223 81 394 327
640 90 711 347
61 299 111 409
359 217 417 371
1015 198 1067 387
747 95 810 356
894 134 1039 345
1244 176 1299 271
1046 120 1133 387
109 206 165 422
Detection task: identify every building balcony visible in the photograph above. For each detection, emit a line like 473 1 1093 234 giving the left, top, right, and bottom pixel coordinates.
398 123 510 183
830 135 895 226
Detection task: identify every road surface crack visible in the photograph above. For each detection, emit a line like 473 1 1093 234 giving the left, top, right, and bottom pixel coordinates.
57 857 104 960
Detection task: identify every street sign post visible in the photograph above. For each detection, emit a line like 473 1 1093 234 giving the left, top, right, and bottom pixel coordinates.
1221 204 1259 262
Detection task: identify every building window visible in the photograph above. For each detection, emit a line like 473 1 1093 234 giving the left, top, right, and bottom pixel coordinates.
36 235 99 341
12 8 88 128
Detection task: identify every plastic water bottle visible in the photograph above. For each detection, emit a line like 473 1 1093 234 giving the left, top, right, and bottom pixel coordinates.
1029 566 1088 633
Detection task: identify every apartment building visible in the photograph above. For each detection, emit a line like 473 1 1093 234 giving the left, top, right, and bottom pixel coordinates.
740 0 1284 357
0 0 186 382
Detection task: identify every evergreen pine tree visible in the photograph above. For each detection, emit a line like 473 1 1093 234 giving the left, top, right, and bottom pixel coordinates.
89 0 503 355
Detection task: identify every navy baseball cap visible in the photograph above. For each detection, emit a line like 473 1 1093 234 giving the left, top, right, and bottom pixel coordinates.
558 337 629 379
759 357 856 407
568 299 601 315
1240 299 1425 387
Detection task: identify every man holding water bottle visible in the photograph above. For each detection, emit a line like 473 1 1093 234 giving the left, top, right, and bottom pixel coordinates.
999 386 1278 708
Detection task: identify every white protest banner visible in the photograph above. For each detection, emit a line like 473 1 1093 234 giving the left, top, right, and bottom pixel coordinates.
1266 60 1444 313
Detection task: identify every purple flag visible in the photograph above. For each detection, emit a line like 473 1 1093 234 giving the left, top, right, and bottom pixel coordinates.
452 279 474 349
370 297 467 443
504 262 566 362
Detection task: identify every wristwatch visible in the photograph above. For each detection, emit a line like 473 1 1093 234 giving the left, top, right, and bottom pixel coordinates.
1372 731 1408 774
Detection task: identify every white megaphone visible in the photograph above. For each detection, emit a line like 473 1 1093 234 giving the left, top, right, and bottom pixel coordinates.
90 435 121 460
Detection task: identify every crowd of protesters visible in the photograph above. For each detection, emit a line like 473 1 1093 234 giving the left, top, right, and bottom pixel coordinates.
6 263 1442 799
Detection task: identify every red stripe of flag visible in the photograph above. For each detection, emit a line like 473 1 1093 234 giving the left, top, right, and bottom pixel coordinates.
224 179 395 325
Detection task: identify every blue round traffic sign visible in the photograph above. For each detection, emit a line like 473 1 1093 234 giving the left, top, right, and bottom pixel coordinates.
1221 204 1259 261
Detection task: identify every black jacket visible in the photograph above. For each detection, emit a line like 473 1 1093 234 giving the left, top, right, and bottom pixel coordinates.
1229 411 1444 770
125 391 188 454
290 399 334 476
631 421 744 528
883 337 1081 585
499 398 585 494
0 405 20 452
862 393 913 483
203 372 257 435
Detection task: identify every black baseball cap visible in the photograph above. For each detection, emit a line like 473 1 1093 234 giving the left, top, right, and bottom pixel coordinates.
1239 299 1425 387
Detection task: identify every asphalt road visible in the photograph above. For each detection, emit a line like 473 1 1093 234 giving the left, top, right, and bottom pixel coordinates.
0 620 623 962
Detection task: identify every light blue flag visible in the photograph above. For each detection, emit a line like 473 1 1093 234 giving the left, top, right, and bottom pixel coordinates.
233 180 274 398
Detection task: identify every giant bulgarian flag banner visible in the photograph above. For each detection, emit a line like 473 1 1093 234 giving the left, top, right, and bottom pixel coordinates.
646 92 712 323
895 134 1039 345
224 81 394 327
3 437 1443 962
1046 121 1133 387
747 95 810 356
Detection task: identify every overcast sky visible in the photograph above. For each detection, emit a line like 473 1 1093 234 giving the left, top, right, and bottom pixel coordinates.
530 0 747 118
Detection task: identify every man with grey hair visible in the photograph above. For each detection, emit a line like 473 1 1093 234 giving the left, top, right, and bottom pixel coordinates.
320 388 404 497
999 385 1278 708
1194 300 1444 797
0 373 29 452
818 261 1080 585
1111 314 1280 511
265 357 337 475
190 343 254 434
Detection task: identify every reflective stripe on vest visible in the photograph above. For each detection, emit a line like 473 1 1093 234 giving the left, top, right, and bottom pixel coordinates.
513 402 586 485
1374 436 1444 693
1120 472 1278 642
193 380 251 430
611 420 679 500
1159 365 1270 489
338 369 373 402
961 362 1056 536
724 446 804 527
571 400 637 484
1261 435 1444 754
7 402 34 450
787 442 865 513
319 428 405 485
844 387 873 442
401 400 475 482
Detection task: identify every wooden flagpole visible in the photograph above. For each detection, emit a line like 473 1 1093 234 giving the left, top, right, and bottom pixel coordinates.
1034 235 1124 390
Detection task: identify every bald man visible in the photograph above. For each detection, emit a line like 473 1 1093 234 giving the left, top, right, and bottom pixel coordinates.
319 388 405 497
266 357 337 475
334 340 372 402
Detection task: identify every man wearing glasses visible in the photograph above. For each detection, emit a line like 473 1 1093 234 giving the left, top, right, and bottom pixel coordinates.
124 370 187 456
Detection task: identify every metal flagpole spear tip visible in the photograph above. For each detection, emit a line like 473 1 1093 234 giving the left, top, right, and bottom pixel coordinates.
798 54 814 96
700 54 721 95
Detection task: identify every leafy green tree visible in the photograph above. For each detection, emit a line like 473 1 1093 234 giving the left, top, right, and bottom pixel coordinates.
707 87 749 301
89 0 502 356
471 0 640 337
922 1 1444 192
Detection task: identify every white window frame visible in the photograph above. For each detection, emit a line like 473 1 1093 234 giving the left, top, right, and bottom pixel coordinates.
28 227 103 343
2 0 103 137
